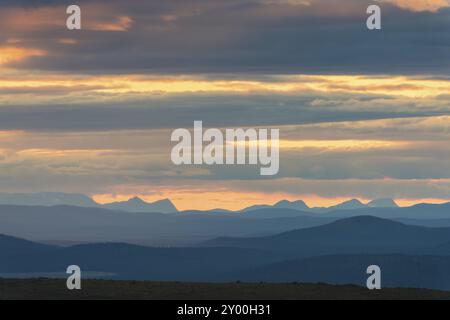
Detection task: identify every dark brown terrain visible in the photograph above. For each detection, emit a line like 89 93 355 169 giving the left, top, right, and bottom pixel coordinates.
1 279 450 300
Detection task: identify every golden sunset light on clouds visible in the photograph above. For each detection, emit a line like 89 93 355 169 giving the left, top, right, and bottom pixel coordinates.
380 0 450 12
4 0 450 298
0 47 46 66
0 0 448 210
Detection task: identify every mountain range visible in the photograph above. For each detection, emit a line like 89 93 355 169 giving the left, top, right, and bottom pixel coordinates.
0 234 285 281
242 198 398 213
0 205 335 246
202 216 450 256
0 193 448 291
4 216 450 290
0 192 178 214
0 192 98 208
0 200 448 246
242 200 310 212
0 192 404 214
103 197 178 213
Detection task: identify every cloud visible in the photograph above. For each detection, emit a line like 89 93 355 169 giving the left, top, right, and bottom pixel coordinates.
0 0 448 208
0 94 445 132
3 73 450 97
0 47 46 66
0 116 447 208
260 0 311 6
89 16 134 31
234 177 450 200
0 0 449 75
0 73 448 132
379 0 450 12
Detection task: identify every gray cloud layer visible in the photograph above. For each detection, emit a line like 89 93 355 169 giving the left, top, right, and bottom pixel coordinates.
2 0 450 75
0 0 448 202
0 94 447 131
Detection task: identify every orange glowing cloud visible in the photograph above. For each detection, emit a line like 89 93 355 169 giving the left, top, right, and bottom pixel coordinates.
58 38 78 45
396 198 450 206
0 4 133 35
16 148 116 158
236 139 409 151
0 47 47 66
0 7 64 32
90 16 134 32
380 0 450 12
1 74 449 102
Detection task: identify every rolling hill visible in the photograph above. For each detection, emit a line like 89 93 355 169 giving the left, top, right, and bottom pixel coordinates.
322 203 450 219
203 216 450 257
230 254 450 291
4 213 450 290
0 204 335 246
0 234 287 281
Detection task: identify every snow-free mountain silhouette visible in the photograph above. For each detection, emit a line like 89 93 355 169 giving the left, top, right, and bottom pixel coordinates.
0 192 405 214
0 204 335 246
203 216 450 257
0 192 97 207
368 198 399 208
241 198 399 213
103 197 178 213
4 216 450 289
0 201 449 246
242 200 309 212
0 193 178 214
0 234 285 281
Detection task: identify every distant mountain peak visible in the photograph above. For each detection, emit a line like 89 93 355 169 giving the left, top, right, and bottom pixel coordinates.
328 215 403 227
104 197 178 214
155 198 173 204
0 192 98 207
128 196 146 204
327 199 367 211
241 199 309 213
274 199 309 210
368 198 398 208
276 199 307 206
344 199 364 205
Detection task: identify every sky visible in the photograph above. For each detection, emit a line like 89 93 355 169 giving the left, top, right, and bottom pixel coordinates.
0 0 449 210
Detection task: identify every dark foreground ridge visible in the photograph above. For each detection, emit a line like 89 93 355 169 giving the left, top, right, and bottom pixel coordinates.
1 279 450 300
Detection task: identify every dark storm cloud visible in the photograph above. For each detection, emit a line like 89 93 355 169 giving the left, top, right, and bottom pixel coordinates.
2 0 450 75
